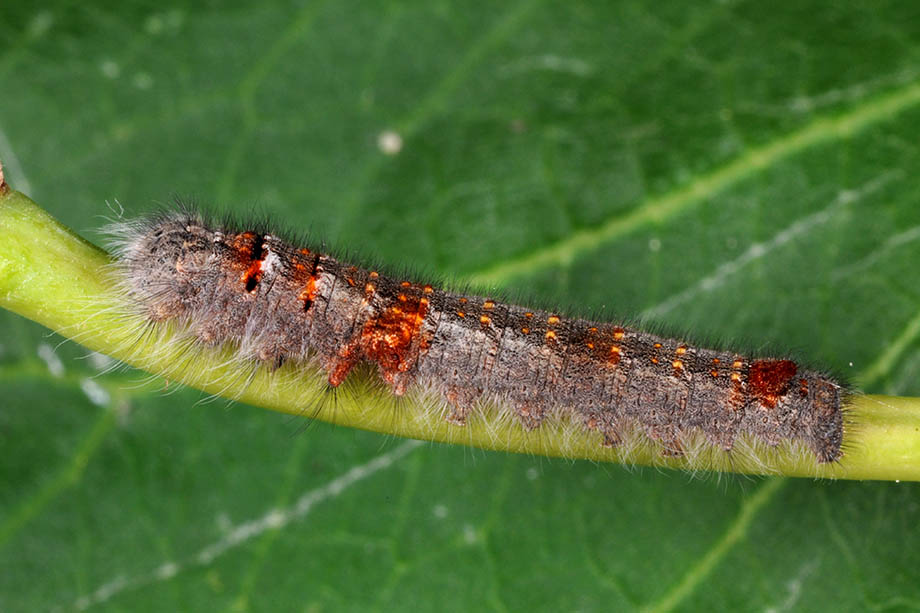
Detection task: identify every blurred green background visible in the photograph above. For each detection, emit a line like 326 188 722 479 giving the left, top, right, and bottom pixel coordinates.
2 1 920 611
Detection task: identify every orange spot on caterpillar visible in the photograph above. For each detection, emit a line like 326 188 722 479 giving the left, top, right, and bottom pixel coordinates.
365 283 376 294
291 252 320 312
459 297 468 304
672 359 683 369
360 293 429 380
651 357 659 364
423 284 433 294
346 277 356 287
521 327 530 334
547 315 561 324
653 342 662 349
480 315 491 325
712 358 721 365
613 327 625 340
236 233 269 293
749 359 798 408
328 358 353 387
398 294 407 302
732 360 744 369
524 312 533 318
586 342 595 349
710 369 719 377
299 248 311 255
242 259 264 293
675 346 687 355
483 300 495 309
457 311 465 318
369 271 379 279
609 345 621 365
730 371 745 409
400 281 411 288
545 330 557 340
298 276 318 312
588 327 598 333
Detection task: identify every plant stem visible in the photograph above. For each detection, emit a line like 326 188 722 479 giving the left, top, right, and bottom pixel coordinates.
1 188 919 481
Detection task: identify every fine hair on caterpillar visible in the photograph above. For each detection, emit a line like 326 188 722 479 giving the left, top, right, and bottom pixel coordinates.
97 202 851 473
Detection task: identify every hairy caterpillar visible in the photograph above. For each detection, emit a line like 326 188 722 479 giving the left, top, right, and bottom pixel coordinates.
106 206 847 466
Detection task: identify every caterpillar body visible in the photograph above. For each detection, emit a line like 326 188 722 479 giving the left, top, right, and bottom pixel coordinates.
109 208 846 465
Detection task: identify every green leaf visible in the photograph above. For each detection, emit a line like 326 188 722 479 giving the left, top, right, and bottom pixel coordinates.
2 1 920 611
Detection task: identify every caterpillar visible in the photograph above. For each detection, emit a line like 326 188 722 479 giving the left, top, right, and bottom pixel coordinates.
106 205 847 466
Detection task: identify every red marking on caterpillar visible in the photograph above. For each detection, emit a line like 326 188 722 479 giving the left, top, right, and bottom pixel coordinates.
749 359 798 408
107 208 848 465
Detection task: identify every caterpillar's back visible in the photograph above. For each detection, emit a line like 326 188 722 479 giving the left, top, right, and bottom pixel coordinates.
109 209 846 464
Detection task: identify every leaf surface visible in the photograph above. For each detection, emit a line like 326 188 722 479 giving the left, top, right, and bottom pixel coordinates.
1 2 920 611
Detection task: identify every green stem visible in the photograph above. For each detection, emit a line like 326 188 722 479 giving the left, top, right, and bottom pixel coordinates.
1 188 919 481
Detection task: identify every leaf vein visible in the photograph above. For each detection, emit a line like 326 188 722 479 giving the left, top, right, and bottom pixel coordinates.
465 79 920 287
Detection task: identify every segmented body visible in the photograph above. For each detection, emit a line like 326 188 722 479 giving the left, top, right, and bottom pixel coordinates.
115 211 845 462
